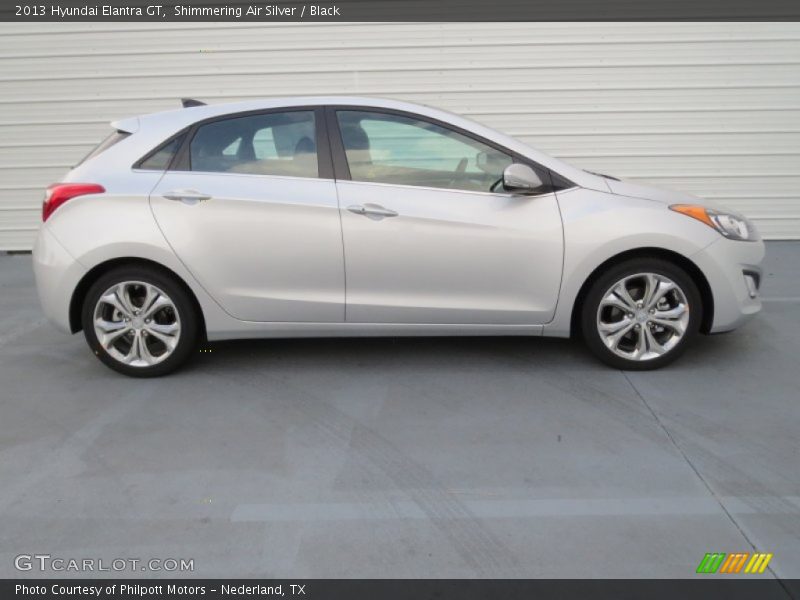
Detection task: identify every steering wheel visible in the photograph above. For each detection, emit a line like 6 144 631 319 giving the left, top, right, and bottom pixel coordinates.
448 158 468 187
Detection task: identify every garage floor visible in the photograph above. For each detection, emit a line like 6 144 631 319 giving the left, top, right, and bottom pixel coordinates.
0 242 798 581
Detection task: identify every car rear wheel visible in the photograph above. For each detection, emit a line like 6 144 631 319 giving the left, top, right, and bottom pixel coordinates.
581 258 701 370
81 266 199 377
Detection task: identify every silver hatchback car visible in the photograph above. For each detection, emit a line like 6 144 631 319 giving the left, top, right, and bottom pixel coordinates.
33 97 764 376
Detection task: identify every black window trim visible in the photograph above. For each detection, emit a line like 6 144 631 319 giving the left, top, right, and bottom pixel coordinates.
136 106 334 180
131 103 574 192
324 105 574 195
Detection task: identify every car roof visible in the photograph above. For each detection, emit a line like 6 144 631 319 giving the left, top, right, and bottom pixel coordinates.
114 96 476 134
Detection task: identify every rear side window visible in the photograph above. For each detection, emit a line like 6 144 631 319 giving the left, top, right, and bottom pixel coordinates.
77 130 130 166
189 111 318 178
137 135 184 171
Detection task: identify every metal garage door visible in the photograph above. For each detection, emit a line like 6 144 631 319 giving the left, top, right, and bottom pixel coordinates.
1 22 798 250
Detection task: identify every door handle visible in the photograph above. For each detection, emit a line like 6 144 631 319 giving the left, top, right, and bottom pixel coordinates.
347 204 399 219
163 189 212 202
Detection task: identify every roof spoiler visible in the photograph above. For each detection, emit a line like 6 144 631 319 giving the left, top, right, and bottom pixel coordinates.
181 98 206 108
111 116 139 133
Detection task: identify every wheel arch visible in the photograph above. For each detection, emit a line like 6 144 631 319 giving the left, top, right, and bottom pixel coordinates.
69 257 207 339
569 247 714 338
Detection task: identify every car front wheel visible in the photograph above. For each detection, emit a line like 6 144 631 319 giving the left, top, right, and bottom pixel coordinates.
81 266 199 377
581 258 702 370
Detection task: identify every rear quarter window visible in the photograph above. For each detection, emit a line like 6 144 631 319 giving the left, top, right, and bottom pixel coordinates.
136 135 185 171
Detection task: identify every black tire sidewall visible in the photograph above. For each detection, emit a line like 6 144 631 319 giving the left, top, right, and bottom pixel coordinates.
81 266 198 377
581 258 702 370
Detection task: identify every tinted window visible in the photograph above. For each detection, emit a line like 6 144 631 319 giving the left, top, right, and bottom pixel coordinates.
138 135 183 171
190 111 317 178
77 130 130 166
336 110 513 193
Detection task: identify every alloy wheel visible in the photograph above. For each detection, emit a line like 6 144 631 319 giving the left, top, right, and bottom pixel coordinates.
596 272 690 361
93 281 181 367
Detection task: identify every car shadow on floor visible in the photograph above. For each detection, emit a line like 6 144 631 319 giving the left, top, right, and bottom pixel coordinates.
186 335 591 372
179 328 759 377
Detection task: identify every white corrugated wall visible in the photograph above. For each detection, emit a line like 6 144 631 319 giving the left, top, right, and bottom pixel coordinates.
1 22 799 250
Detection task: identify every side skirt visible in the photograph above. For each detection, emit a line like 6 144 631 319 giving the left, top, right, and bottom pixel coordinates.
206 322 545 341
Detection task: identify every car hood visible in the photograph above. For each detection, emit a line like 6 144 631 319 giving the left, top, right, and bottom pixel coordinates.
605 178 697 205
603 177 730 212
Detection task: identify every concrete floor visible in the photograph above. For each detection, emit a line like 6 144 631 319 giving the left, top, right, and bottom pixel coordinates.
0 242 798 581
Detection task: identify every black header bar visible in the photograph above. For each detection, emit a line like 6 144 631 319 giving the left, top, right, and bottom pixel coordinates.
4 579 799 600
3 0 800 22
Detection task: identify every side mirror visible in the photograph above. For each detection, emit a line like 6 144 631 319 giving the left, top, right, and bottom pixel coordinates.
503 164 544 193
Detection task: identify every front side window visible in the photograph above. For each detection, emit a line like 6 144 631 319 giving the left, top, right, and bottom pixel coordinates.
336 110 514 193
189 111 318 178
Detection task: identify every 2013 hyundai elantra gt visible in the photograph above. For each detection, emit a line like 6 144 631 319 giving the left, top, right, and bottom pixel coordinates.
32 97 764 376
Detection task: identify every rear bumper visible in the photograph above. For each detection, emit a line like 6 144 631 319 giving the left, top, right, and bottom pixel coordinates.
692 237 765 333
32 226 86 333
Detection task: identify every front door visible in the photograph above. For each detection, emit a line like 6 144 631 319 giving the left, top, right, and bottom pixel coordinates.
331 109 564 325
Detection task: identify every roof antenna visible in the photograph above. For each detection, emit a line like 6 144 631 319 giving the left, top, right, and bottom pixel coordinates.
181 98 206 108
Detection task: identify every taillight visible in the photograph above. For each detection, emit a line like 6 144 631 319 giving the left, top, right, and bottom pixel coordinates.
42 183 105 222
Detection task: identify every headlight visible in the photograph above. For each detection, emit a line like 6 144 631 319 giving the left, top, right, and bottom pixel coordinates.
670 204 759 241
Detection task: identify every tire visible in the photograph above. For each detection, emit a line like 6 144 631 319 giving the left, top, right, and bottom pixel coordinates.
81 266 199 377
580 257 702 370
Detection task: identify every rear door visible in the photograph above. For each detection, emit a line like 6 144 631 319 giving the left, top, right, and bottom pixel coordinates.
148 107 345 323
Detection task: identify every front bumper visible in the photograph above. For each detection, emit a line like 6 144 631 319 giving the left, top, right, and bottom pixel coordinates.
692 236 765 333
32 226 87 333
